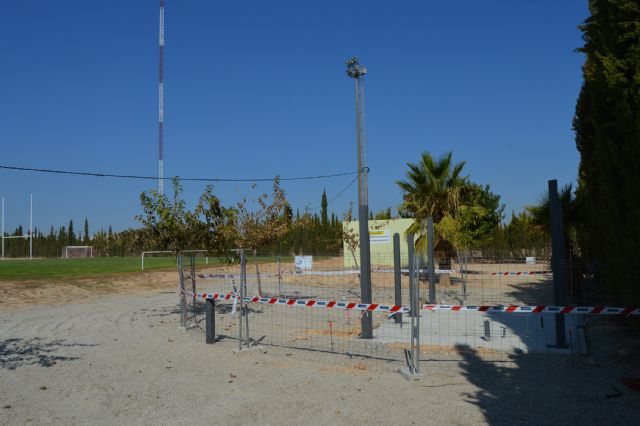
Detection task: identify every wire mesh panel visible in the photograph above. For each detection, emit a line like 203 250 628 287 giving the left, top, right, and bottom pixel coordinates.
182 251 639 372
182 253 243 338
411 252 568 363
426 251 554 307
239 255 411 363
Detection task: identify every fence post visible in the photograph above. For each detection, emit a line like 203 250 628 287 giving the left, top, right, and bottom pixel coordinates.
400 246 422 380
462 251 468 300
414 253 421 374
177 254 188 329
393 233 402 324
277 255 282 296
427 217 436 304
243 251 250 346
238 250 244 350
407 233 415 317
190 254 197 312
205 298 215 344
549 179 568 348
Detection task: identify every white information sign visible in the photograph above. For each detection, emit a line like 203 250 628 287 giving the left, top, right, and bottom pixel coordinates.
294 255 313 270
369 229 390 244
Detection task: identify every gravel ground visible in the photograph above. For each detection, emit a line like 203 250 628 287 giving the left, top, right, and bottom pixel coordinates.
1 289 639 425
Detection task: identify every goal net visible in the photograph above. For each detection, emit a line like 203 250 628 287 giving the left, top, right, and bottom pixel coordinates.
62 246 94 258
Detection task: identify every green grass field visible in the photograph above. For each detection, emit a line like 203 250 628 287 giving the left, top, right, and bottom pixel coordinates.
0 256 195 281
0 255 321 281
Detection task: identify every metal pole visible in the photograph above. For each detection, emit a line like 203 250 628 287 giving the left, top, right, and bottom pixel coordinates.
427 217 436 303
549 179 567 348
242 251 249 346
205 298 215 344
462 251 468 300
190 254 196 312
158 0 165 195
277 255 281 296
178 254 187 329
238 251 244 350
347 57 373 339
414 254 420 374
393 233 402 324
407 233 415 317
29 194 32 260
1 197 4 259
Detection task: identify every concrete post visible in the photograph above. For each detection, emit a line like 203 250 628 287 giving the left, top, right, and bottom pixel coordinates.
393 233 402 324
205 298 215 344
549 179 567 348
427 217 436 304
407 233 415 317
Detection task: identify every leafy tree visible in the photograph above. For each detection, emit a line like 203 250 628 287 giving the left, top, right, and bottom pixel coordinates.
137 177 196 253
233 177 292 295
341 204 360 268
573 0 640 303
440 183 504 249
193 185 237 255
233 177 291 252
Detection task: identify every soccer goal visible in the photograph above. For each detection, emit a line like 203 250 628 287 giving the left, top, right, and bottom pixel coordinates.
62 246 94 258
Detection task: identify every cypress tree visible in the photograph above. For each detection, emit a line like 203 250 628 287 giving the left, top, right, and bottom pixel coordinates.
321 190 328 228
573 0 640 304
84 218 90 243
68 220 75 245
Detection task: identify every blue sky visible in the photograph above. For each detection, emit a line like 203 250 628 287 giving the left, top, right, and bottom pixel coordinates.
0 0 588 234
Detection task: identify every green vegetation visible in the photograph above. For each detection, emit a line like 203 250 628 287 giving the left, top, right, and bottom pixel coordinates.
136 177 344 257
573 0 640 304
0 256 183 281
397 151 505 259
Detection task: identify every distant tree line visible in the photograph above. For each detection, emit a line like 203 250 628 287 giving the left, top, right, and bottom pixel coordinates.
0 218 151 258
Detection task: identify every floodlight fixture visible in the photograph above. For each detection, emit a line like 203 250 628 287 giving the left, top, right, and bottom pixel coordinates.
346 57 367 79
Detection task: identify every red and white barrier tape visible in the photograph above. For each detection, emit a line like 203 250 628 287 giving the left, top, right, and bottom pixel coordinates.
422 304 640 316
192 293 409 314
491 271 552 276
192 292 238 301
189 293 638 316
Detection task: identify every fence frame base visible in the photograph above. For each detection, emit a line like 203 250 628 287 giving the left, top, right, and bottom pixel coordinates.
396 367 423 381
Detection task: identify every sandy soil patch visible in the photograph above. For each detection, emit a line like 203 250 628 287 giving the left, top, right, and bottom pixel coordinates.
1 290 638 425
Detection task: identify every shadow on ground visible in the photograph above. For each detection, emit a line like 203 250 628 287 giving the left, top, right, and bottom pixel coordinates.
0 337 97 370
453 318 640 425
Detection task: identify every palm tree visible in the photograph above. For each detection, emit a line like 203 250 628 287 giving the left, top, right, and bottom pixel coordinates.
526 183 582 300
397 151 467 257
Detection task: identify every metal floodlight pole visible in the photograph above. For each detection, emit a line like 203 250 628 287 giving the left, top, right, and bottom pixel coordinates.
346 56 372 339
158 0 165 195
29 193 33 260
1 197 4 259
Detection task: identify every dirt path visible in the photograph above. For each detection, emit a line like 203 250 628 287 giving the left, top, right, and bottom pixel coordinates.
1 263 639 424
1 289 639 425
0 270 179 311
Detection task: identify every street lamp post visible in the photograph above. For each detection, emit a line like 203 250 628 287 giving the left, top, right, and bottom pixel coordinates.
346 57 373 339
